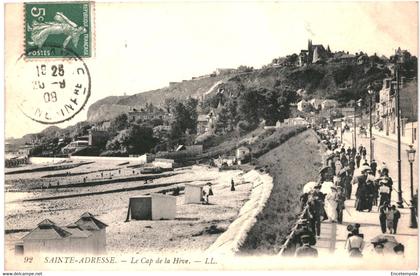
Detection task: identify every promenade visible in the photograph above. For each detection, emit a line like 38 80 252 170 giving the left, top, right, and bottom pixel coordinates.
313 129 418 269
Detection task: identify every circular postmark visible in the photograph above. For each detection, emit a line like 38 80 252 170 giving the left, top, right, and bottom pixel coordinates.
13 46 91 124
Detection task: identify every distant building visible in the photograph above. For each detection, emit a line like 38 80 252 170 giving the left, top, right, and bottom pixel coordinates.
236 146 250 161
338 107 355 117
196 102 223 135
284 117 308 126
297 100 310 112
61 140 89 155
309 99 323 110
215 68 236 76
298 39 332 66
376 77 417 137
321 99 339 110
346 100 356 108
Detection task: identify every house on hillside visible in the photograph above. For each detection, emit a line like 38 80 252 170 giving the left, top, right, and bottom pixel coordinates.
285 117 309 126
196 102 223 135
236 146 250 161
297 100 310 112
321 99 339 110
346 100 356 108
309 99 323 110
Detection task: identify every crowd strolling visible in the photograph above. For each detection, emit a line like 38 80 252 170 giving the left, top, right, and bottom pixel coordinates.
286 127 408 258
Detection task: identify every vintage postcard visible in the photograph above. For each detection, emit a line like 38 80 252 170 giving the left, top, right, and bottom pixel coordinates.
3 1 419 272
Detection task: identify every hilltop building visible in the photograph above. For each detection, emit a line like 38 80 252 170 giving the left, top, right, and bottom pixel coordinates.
299 40 332 66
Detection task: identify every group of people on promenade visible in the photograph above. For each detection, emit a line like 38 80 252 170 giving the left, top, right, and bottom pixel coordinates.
287 126 406 258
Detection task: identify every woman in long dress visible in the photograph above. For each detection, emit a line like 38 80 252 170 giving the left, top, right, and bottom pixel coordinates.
325 186 339 222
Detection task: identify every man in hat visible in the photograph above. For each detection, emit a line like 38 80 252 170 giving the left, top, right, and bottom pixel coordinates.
370 159 378 176
347 146 352 158
355 152 362 168
291 219 316 249
295 235 318 257
336 186 346 224
306 190 324 238
379 201 389 233
386 205 401 234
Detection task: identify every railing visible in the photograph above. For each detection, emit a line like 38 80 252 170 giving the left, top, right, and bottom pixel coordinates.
278 204 309 256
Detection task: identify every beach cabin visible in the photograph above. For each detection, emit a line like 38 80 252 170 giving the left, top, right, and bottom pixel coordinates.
74 212 108 254
127 194 176 220
184 183 206 204
16 214 108 255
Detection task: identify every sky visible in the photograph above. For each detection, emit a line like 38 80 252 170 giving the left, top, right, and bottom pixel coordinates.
4 1 418 138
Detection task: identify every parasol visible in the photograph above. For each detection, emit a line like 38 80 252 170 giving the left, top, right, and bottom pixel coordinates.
370 234 400 254
303 181 317 194
320 181 335 194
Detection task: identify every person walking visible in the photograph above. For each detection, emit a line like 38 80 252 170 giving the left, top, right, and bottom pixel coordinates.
347 147 352 157
361 147 367 160
230 178 235 191
351 147 357 159
306 191 323 238
380 167 393 201
392 205 401 234
358 145 363 155
202 183 214 204
325 186 339 222
336 186 346 224
345 228 365 257
370 159 378 176
379 202 389 234
378 180 391 208
355 153 361 168
335 159 343 176
340 153 349 167
386 205 400 234
354 167 370 211
295 235 318 257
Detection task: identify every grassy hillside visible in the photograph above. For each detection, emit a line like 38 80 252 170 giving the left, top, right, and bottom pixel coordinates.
239 129 323 254
87 75 231 122
87 62 393 122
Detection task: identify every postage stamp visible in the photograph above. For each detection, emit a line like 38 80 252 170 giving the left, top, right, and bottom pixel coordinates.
25 2 91 58
14 46 91 124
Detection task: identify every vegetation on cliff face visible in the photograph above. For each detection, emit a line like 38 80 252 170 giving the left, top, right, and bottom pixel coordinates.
240 129 323 254
87 52 416 125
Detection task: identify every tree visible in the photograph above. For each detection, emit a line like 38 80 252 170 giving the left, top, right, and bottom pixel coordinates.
215 105 229 134
110 113 128 134
123 125 157 154
164 97 178 113
237 89 261 128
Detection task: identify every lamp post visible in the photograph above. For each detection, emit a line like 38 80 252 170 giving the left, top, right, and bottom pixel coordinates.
353 99 363 148
395 57 404 208
367 85 374 162
406 144 417 228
